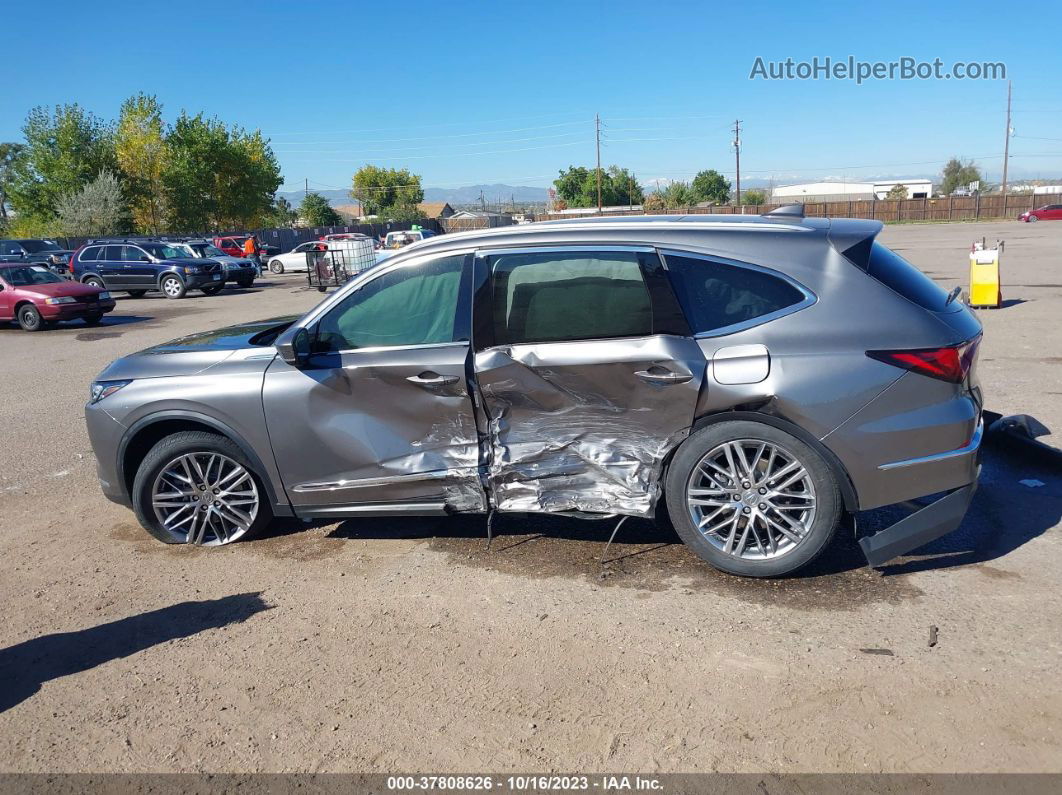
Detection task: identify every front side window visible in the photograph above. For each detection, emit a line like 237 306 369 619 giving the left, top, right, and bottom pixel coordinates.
663 253 807 335
315 254 466 352
489 249 652 345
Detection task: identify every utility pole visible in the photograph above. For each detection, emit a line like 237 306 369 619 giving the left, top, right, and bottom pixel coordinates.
1001 80 1012 202
732 120 742 208
595 113 602 213
305 178 309 199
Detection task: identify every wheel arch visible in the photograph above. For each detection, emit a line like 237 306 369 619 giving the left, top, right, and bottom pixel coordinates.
658 409 859 514
118 411 284 510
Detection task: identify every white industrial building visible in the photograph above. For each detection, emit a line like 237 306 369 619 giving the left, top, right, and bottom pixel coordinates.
772 179 933 202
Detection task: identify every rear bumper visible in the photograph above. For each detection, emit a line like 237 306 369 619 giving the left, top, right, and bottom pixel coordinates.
859 476 979 567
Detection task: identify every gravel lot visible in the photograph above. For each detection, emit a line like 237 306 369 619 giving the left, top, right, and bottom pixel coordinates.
1 221 1060 774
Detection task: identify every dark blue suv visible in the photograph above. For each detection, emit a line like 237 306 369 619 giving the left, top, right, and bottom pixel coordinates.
70 240 226 299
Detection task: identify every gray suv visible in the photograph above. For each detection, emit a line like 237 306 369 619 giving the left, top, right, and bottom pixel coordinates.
85 208 984 577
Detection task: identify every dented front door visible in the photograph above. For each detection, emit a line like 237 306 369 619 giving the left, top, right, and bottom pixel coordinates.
472 247 706 517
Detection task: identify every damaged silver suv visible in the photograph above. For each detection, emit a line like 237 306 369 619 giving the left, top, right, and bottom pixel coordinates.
86 207 984 577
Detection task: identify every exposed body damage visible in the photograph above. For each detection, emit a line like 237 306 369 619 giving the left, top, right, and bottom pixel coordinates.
473 336 704 516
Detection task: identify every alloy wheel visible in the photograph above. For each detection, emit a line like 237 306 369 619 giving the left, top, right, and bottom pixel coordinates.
686 439 817 561
151 452 259 545
162 277 183 297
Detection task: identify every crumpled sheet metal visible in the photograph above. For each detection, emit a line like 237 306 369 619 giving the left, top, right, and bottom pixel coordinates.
475 337 704 517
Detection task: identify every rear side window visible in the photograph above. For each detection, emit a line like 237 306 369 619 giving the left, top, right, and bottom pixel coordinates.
867 242 951 311
663 253 807 334
78 246 101 262
489 250 652 345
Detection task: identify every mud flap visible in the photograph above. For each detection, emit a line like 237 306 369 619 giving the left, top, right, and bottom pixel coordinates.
859 480 978 567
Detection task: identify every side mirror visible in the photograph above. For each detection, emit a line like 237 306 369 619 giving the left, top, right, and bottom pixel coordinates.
276 325 312 368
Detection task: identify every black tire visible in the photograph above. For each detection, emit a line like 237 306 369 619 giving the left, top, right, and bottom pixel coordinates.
127 290 147 298
83 276 106 290
665 420 842 578
84 313 103 326
1028 215 1039 222
269 260 284 274
201 283 224 296
159 274 186 299
132 431 272 546
236 279 254 289
17 304 44 332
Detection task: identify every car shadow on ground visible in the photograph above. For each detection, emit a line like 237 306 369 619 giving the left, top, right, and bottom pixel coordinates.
0 314 155 333
0 593 270 713
255 442 1059 581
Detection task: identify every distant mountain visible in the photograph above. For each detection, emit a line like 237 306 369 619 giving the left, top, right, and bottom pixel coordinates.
276 183 549 209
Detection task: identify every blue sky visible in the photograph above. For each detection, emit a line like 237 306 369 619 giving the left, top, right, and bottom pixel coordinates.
3 0 1060 192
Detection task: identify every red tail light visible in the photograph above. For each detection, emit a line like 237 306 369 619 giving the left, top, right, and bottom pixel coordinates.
868 337 981 383
69 245 83 274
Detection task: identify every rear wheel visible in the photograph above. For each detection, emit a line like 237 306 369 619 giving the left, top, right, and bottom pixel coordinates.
127 289 147 298
17 304 44 331
201 283 223 296
160 274 186 299
83 276 105 290
665 420 842 577
132 431 272 546
269 260 284 274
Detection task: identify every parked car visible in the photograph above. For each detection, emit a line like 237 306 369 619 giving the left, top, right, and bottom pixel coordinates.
171 239 257 288
213 235 279 263
376 229 436 262
0 262 115 331
1019 204 1062 222
86 208 983 578
70 240 226 299
266 241 328 274
0 238 75 275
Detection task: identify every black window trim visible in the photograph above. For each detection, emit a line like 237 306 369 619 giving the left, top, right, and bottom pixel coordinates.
658 248 817 339
472 244 672 351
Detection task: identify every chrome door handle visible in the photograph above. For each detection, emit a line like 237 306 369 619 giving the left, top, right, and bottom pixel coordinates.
407 372 460 387
634 369 693 385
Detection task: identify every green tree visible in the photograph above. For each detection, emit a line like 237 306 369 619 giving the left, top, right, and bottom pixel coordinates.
742 188 767 205
8 104 116 223
299 192 342 226
116 93 168 234
56 169 128 236
940 158 983 196
0 142 25 227
266 196 298 227
884 183 908 200
351 166 423 215
659 181 696 209
690 169 731 205
554 164 643 208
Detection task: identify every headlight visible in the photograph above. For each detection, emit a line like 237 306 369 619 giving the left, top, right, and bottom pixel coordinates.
183 265 202 274
45 296 77 305
99 291 112 300
89 380 131 404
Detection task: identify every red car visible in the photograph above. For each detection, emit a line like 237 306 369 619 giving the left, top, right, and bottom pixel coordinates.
213 235 279 260
1019 204 1062 222
0 263 115 331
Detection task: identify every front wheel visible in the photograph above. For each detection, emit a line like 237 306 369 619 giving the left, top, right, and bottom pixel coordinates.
1028 215 1039 222
236 279 254 289
131 431 272 546
127 290 147 298
665 420 842 578
17 304 44 331
83 313 103 326
269 260 284 274
160 274 186 299
201 283 224 296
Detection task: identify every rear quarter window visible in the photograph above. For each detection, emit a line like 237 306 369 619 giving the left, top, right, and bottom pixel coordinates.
867 242 952 312
662 253 808 335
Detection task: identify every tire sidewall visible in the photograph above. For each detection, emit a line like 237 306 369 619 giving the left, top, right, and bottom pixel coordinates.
160 274 186 299
665 420 842 577
18 304 43 331
131 431 272 545
269 260 284 274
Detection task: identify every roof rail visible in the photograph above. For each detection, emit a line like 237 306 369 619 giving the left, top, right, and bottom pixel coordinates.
763 203 805 219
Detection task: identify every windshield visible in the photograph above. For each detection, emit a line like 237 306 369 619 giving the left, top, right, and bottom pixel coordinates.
19 240 62 253
193 244 226 257
142 244 193 259
1 265 65 286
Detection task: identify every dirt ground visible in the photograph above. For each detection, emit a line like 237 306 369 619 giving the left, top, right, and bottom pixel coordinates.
1 221 1060 774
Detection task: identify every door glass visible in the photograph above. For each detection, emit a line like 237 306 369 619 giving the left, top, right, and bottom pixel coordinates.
122 246 147 261
315 255 465 352
489 250 652 345
103 245 123 261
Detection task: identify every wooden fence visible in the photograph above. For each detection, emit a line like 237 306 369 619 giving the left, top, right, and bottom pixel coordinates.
536 192 1062 224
